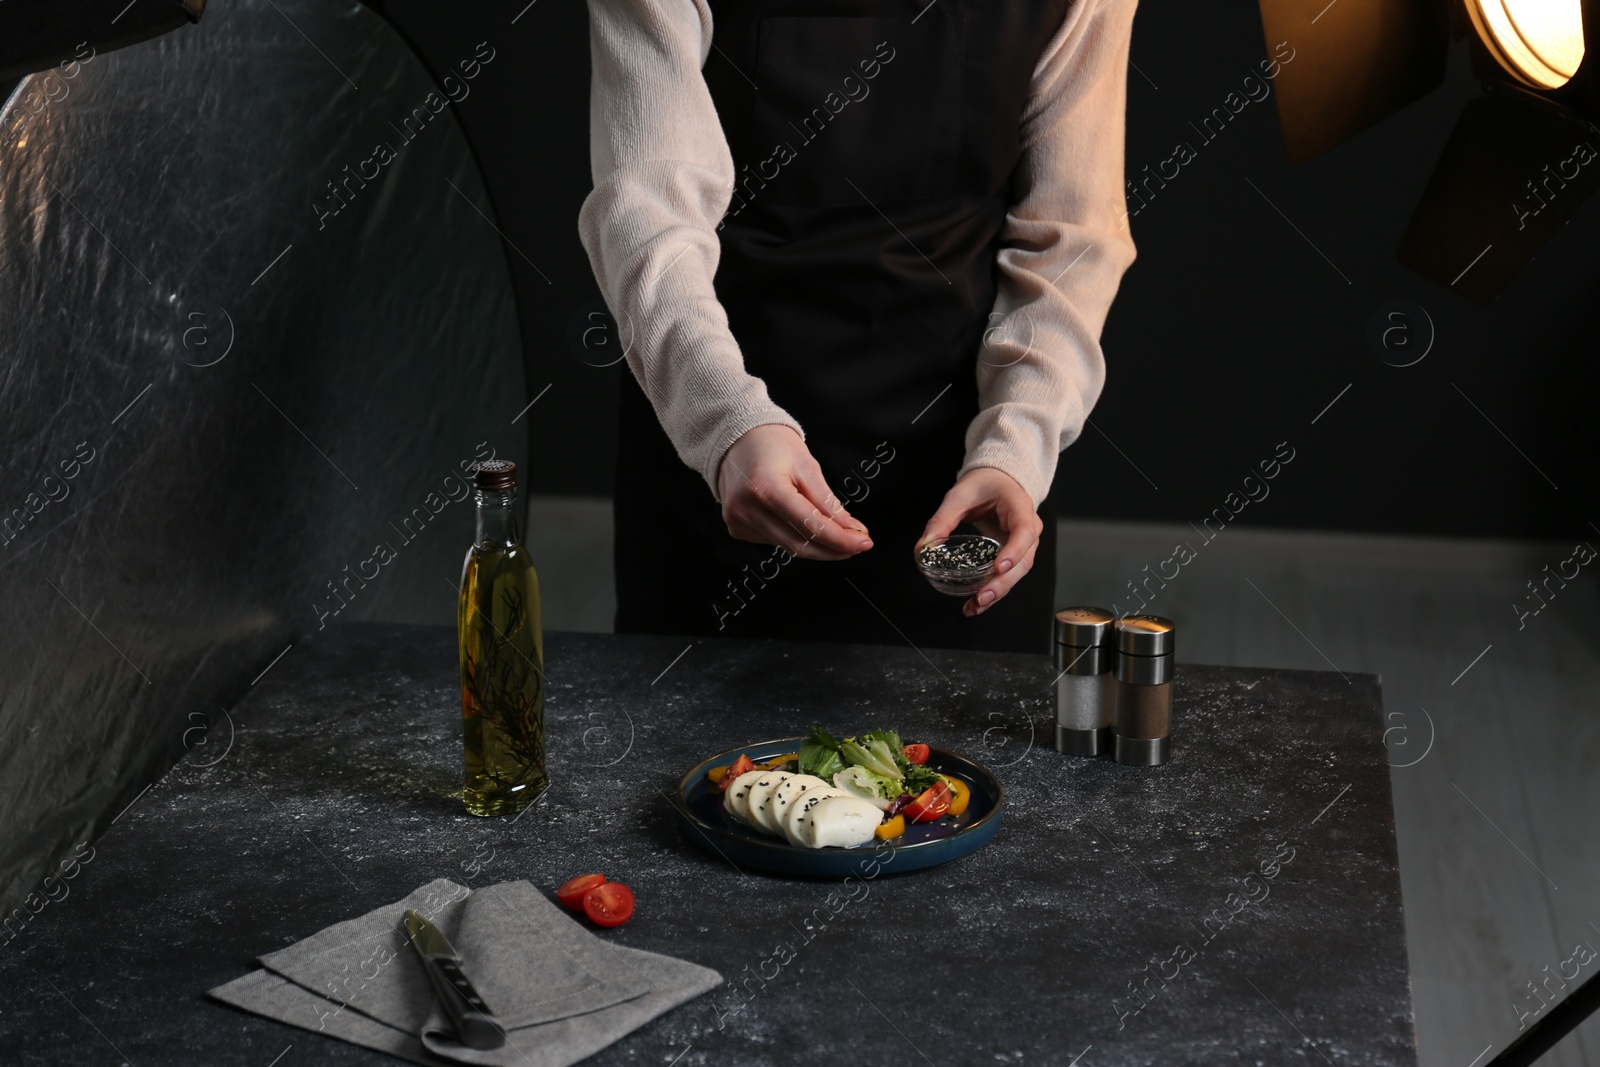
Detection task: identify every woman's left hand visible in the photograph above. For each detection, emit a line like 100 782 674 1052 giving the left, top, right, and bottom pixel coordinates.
916 467 1044 617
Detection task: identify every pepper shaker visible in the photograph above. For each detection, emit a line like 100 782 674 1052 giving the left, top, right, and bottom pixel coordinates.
1112 614 1175 766
1052 607 1116 756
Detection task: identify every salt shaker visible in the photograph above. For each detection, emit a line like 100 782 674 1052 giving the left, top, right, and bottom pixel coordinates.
1053 606 1116 757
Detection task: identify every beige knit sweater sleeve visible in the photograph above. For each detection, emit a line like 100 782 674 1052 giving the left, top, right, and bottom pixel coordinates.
578 0 1138 508
959 0 1140 507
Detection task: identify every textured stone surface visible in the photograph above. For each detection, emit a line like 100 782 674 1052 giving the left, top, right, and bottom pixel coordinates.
1 622 1417 1065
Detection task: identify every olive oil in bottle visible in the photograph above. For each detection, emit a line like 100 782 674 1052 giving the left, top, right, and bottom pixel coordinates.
457 459 547 816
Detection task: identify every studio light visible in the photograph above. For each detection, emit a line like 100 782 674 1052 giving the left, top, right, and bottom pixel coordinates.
1257 0 1598 303
1466 0 1585 89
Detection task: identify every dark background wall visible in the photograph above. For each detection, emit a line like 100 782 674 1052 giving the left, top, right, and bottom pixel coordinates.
378 0 1599 540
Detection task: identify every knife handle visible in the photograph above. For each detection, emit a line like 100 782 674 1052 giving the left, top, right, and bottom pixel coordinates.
424 956 505 1050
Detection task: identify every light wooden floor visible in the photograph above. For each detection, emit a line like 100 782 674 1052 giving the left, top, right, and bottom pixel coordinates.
526 496 1600 1067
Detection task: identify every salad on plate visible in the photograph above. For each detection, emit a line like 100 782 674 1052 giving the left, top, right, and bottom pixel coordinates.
707 726 972 850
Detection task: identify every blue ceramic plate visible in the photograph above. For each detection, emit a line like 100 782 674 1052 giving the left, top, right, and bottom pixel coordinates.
671 737 1005 878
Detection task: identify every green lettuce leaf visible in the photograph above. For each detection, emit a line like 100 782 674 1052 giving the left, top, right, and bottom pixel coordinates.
861 727 903 753
798 725 845 779
832 766 900 807
840 738 902 779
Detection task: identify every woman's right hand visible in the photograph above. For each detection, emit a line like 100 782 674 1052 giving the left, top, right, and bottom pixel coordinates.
715 425 872 560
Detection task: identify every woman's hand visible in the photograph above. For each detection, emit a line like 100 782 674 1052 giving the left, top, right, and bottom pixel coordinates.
917 467 1043 616
715 425 872 560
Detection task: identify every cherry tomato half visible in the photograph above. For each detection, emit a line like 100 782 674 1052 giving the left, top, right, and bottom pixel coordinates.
903 781 953 823
557 873 606 910
582 881 635 927
717 754 757 792
901 743 931 765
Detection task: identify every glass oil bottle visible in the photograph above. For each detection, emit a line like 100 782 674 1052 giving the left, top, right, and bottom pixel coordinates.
457 459 547 816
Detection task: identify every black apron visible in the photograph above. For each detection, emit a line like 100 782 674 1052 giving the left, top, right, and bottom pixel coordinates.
614 0 1069 655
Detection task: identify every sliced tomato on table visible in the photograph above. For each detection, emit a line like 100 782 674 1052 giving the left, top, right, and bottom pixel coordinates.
901 743 930 765
716 753 757 792
903 781 954 823
582 881 635 927
556 873 606 910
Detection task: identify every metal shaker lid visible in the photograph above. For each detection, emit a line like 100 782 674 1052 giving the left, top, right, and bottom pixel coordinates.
1053 606 1115 648
1115 614 1175 656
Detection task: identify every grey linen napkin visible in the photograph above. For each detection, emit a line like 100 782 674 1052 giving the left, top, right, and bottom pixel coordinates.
208 878 722 1066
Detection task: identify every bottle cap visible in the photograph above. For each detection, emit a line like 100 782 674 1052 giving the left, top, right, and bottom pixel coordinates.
471 459 517 492
1053 606 1115 648
1115 614 1175 657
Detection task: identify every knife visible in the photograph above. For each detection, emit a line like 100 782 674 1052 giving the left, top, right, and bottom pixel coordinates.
402 907 506 1049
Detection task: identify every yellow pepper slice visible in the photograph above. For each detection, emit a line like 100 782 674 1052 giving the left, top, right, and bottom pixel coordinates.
707 765 729 785
940 774 971 816
763 752 799 769
875 814 906 840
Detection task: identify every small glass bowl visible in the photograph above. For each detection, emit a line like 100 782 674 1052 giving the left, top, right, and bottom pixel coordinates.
916 534 1002 597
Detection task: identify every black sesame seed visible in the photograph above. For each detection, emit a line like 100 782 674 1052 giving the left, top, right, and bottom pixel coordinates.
919 538 999 571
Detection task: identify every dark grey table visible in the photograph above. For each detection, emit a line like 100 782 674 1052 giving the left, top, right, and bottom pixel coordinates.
1 622 1417 1065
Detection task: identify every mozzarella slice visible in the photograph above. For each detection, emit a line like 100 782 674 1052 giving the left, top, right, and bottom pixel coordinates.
722 769 767 825
769 774 829 835
782 785 846 847
802 794 885 849
745 771 793 834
